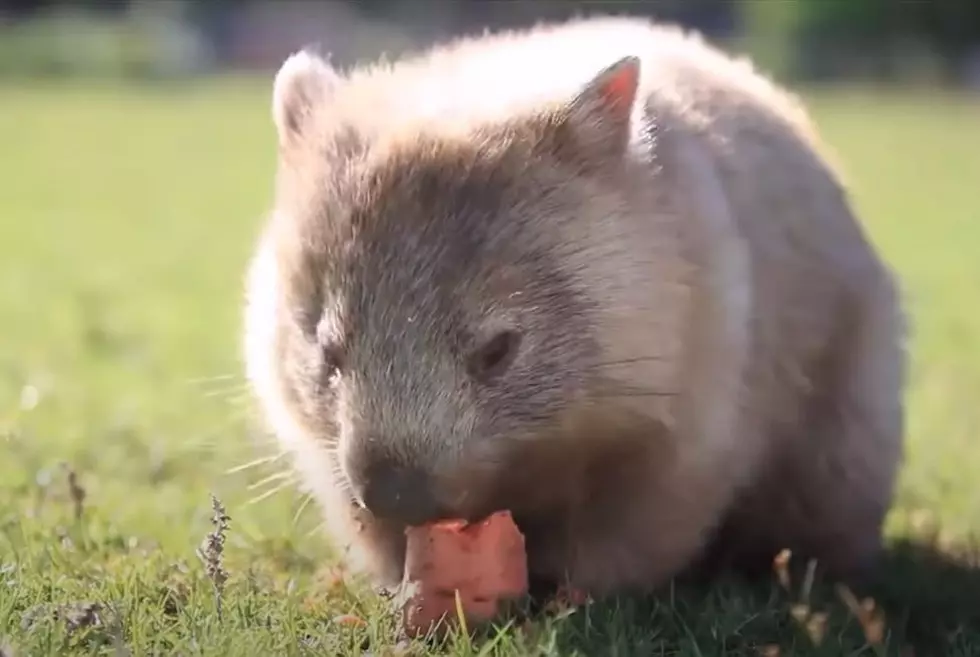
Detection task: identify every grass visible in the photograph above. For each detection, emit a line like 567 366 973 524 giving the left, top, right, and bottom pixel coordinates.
0 77 979 656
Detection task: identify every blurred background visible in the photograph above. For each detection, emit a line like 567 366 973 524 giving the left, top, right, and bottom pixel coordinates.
2 0 980 86
1 0 979 627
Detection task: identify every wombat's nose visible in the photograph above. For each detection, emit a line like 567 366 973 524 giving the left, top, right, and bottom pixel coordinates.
358 460 444 526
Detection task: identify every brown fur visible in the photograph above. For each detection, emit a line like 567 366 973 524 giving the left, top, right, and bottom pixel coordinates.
243 17 906 597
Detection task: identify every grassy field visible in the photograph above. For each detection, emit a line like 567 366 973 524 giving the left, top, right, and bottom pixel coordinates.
1 78 979 656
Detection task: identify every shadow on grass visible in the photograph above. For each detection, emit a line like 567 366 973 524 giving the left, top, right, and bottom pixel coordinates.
863 539 980 653
524 539 980 656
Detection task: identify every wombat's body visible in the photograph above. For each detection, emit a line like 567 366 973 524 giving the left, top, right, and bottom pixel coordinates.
243 17 906 596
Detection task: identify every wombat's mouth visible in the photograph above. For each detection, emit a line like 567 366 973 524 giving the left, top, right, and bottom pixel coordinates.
343 468 500 528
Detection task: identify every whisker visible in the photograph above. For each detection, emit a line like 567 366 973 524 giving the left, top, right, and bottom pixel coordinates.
225 452 287 476
592 355 670 368
185 378 249 397
593 390 679 399
305 521 325 539
198 397 256 424
245 482 295 507
593 376 679 399
336 479 353 497
200 396 257 420
327 459 347 478
247 470 295 492
184 373 241 386
202 385 252 401
179 407 257 456
292 494 315 527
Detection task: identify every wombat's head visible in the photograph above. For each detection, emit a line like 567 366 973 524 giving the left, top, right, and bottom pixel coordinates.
245 49 662 526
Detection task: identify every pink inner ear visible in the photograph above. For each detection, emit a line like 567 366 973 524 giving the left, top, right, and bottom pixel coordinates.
599 60 639 114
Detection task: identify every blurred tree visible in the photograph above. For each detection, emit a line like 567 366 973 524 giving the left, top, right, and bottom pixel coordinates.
914 0 980 77
792 0 980 82
0 0 130 19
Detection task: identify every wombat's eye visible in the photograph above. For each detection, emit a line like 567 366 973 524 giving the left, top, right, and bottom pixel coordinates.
320 344 345 385
468 330 521 382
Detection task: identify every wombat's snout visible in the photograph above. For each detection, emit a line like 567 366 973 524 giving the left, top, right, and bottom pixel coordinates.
347 454 447 526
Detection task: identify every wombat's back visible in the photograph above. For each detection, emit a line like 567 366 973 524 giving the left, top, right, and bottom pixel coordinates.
314 18 813 148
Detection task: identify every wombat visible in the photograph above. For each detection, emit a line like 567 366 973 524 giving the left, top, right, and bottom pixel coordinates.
243 16 906 597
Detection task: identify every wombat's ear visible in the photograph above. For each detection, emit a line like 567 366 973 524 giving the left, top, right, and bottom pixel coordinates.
562 56 641 159
272 49 338 147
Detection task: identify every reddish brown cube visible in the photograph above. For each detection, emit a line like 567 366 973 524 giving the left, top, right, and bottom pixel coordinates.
399 511 529 637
